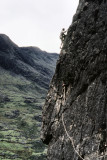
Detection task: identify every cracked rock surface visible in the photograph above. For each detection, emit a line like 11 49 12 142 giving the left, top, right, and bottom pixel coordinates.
42 0 107 159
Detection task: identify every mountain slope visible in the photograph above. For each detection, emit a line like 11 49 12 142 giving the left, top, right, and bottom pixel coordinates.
42 0 107 160
0 34 59 160
0 34 58 90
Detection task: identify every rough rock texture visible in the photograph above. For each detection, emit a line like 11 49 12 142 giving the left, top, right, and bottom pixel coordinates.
42 0 107 160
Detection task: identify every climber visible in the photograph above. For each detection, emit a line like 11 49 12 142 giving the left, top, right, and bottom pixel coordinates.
60 28 67 49
62 83 66 102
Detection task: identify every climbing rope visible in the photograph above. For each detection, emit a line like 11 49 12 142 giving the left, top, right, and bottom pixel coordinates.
62 113 85 160
62 113 107 160
60 82 106 160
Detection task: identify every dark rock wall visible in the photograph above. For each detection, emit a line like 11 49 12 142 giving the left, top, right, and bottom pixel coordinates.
42 0 107 159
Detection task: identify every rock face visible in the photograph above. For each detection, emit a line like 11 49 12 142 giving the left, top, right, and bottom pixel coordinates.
42 0 107 160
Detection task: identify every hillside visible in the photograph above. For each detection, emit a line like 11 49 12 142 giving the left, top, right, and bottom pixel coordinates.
42 0 107 160
0 34 59 160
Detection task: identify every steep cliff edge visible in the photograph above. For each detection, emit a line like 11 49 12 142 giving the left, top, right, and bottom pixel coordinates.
42 0 107 159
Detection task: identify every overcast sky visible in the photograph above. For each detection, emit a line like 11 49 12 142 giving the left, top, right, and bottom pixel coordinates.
0 0 79 53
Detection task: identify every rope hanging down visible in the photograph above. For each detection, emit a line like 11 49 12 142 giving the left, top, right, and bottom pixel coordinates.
62 113 107 160
62 113 85 160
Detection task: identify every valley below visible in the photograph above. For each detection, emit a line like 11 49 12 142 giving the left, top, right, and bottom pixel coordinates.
0 34 59 160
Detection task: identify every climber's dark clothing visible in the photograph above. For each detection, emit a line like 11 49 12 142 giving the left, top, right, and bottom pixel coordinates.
60 29 66 42
60 28 66 49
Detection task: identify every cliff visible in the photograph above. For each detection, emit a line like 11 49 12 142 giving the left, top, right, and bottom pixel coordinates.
42 0 107 160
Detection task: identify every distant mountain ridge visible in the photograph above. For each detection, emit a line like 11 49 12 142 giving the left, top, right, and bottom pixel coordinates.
0 34 58 90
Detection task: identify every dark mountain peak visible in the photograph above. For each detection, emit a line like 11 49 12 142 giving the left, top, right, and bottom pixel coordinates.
0 34 18 52
20 46 58 57
20 46 42 52
0 34 59 90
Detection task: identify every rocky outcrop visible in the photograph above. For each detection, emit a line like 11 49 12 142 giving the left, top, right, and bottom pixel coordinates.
42 0 107 159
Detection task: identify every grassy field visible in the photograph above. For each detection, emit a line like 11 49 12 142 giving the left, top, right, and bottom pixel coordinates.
0 68 47 160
